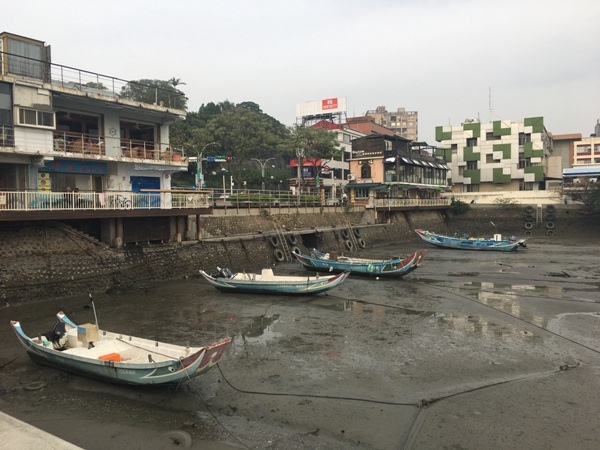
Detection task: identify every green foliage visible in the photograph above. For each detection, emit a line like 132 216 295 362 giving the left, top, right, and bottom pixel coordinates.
281 125 342 161
119 79 187 110
589 184 600 214
449 199 471 215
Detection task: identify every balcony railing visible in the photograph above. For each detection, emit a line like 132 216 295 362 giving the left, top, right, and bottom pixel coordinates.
1 127 186 162
1 51 186 110
0 190 211 212
373 197 451 208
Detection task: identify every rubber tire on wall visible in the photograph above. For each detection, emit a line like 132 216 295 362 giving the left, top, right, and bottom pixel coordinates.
345 240 354 251
525 230 532 237
546 221 555 229
290 246 301 255
353 228 361 238
546 213 555 221
274 249 285 261
341 229 350 239
524 222 533 230
525 205 534 214
357 238 366 248
546 229 554 236
287 234 298 245
269 236 280 248
524 214 534 222
546 204 556 213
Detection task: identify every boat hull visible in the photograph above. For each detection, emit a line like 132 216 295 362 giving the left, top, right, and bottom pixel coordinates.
293 249 426 278
415 229 526 252
10 317 231 386
199 270 349 295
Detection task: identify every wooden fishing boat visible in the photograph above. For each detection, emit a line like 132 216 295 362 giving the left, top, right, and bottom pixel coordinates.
199 267 349 295
293 248 426 278
10 311 231 385
415 229 527 251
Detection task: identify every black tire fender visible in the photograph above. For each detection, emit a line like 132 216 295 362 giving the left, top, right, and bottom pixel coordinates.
341 229 350 239
524 222 533 230
274 249 285 261
546 229 555 236
546 221 555 229
546 213 555 221
546 204 556 213
291 246 301 255
357 238 366 248
345 240 354 251
353 228 361 238
269 236 280 248
525 205 534 214
287 234 298 245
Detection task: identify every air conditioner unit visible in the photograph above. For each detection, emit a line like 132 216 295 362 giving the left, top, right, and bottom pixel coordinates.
347 174 356 181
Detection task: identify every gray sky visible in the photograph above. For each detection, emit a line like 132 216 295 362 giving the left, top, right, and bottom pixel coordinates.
5 0 600 143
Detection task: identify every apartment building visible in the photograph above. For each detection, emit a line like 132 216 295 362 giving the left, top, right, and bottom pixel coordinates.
435 117 556 194
365 106 418 141
0 32 205 245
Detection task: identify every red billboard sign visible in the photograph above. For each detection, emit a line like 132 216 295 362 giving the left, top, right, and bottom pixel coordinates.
321 98 338 110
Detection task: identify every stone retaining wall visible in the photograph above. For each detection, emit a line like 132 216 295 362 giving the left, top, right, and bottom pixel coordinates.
1 205 596 305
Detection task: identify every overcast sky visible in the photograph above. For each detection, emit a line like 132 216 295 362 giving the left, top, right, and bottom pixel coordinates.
5 0 600 143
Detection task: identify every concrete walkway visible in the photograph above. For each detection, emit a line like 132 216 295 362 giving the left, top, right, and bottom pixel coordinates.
0 411 82 449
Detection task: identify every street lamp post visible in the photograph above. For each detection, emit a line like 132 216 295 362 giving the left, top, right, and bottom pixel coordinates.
251 157 275 191
196 142 218 188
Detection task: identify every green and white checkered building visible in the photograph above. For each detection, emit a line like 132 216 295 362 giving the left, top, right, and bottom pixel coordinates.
435 117 553 194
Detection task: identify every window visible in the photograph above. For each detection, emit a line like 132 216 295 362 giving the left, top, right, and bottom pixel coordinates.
354 187 369 199
518 153 531 169
486 132 500 141
466 137 478 147
17 108 55 129
576 145 591 154
360 164 372 179
518 133 531 145
466 161 477 170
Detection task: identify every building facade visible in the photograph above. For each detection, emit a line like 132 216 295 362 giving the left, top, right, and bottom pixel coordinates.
365 106 418 141
347 134 449 208
435 117 554 195
0 32 207 245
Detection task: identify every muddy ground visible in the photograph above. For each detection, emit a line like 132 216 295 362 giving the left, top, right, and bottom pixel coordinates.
1 236 600 449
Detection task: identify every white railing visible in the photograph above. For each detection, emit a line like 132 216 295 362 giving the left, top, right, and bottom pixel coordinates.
373 197 451 208
0 191 211 212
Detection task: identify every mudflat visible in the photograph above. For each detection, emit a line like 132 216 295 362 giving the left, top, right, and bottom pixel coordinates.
1 236 599 449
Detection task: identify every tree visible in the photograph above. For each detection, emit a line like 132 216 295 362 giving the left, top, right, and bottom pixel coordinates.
119 79 187 110
168 77 186 87
281 125 342 190
199 105 289 188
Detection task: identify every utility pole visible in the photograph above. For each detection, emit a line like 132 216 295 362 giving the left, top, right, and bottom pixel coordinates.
196 142 218 188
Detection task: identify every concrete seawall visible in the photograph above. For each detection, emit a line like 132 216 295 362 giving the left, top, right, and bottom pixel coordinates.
1 205 596 305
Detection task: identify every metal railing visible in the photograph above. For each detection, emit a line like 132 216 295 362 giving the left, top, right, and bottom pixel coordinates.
1 51 186 110
0 191 211 212
373 197 451 208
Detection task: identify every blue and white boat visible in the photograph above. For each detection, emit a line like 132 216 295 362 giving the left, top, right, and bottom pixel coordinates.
199 267 349 295
293 249 427 278
415 229 527 251
10 311 231 385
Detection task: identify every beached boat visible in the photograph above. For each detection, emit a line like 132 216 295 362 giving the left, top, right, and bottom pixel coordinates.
415 229 527 251
10 311 231 385
199 267 349 295
293 248 426 278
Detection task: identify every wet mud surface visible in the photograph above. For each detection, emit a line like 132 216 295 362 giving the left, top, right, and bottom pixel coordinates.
1 237 600 449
